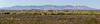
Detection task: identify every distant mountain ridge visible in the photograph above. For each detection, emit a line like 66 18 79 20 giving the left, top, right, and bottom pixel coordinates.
0 5 97 10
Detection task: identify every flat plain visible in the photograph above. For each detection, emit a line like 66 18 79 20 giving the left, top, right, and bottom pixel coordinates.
0 10 100 24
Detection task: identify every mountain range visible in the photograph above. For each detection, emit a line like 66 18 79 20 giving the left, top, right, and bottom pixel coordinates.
0 5 98 10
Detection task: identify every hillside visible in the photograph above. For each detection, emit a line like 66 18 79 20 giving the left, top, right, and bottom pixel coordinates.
0 5 97 10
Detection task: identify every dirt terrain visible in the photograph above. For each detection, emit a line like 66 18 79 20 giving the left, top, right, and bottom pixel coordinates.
0 10 100 24
0 14 100 24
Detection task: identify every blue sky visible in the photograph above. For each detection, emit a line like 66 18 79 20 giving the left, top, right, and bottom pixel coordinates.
0 0 100 9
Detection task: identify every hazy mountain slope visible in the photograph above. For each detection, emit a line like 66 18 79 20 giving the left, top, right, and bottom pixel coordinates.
0 5 97 10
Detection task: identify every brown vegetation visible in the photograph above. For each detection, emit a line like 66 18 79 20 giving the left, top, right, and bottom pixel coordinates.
0 10 100 24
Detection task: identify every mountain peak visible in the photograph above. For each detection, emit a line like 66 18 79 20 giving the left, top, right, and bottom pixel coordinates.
0 5 97 10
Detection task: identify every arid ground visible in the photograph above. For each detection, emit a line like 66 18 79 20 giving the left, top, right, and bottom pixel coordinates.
0 10 100 24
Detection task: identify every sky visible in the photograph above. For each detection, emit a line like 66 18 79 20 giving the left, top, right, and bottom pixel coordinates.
0 0 100 9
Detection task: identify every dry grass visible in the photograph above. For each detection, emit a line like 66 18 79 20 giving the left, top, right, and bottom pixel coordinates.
0 10 100 24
